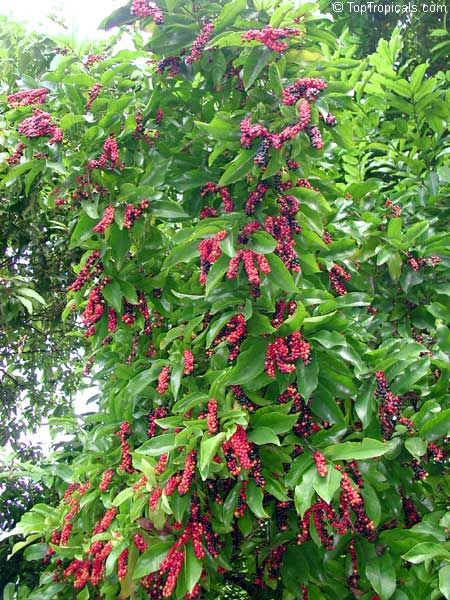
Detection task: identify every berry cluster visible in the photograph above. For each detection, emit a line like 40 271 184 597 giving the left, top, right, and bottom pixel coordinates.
313 451 328 477
68 250 102 292
148 407 168 437
245 182 269 215
7 142 26 166
155 453 169 476
402 495 421 528
81 281 109 337
93 205 115 234
132 475 148 492
265 332 311 377
121 300 136 326
117 421 134 474
297 500 346 549
347 460 364 488
70 173 108 206
200 181 234 212
226 249 271 287
282 78 327 105
63 559 91 589
338 469 375 539
264 194 301 272
133 533 148 552
238 220 261 243
428 442 446 462
99 469 114 492
130 0 164 23
18 108 62 144
329 263 351 296
117 549 128 580
347 539 359 589
198 230 228 284
276 501 291 531
231 385 257 412
411 458 428 481
87 135 122 170
375 371 403 439
385 198 401 217
186 22 214 64
92 507 117 535
242 26 300 52
123 199 149 229
206 399 218 434
407 253 442 271
8 88 49 107
156 366 170 394
156 56 181 76
272 299 297 328
306 125 324 149
223 425 264 485
84 83 102 111
107 307 118 333
213 314 247 361
178 450 197 495
234 481 248 518
183 349 195 375
149 487 163 510
84 54 104 68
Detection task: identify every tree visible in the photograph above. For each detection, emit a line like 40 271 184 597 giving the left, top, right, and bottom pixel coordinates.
1 1 449 599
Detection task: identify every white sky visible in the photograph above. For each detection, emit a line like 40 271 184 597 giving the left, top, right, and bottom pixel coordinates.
1 0 124 37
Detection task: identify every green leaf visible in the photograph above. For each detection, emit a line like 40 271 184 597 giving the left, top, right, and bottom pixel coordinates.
248 427 280 446
266 254 299 292
294 467 315 517
243 47 272 90
246 231 277 254
227 340 267 385
23 543 48 561
214 0 247 33
199 432 227 480
312 467 341 504
323 438 396 460
137 434 176 456
387 252 402 281
112 487 134 506
205 254 229 298
60 114 86 130
251 412 297 434
402 542 450 564
404 437 427 458
387 218 402 240
184 543 202 593
132 541 173 578
102 280 123 313
219 150 254 186
365 554 396 599
419 409 450 441
439 564 450 600
246 479 269 519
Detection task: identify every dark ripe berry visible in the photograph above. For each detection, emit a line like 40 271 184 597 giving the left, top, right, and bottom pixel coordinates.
346 538 359 589
402 495 421 528
254 137 271 167
231 385 256 412
130 0 164 23
84 83 102 111
147 407 167 438
282 77 327 105
7 142 26 166
213 314 247 361
276 501 290 531
329 263 351 296
245 182 269 215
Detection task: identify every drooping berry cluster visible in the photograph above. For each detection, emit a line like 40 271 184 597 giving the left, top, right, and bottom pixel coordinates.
329 263 351 296
198 230 228 284
313 451 328 477
7 142 25 166
282 78 327 105
8 87 49 107
231 385 257 412
223 425 264 486
84 54 104 68
375 371 403 439
81 281 109 337
123 199 149 229
245 182 269 215
264 194 301 272
265 332 311 377
186 22 214 64
234 481 248 518
411 458 428 481
99 469 114 492
67 250 101 293
117 422 134 474
226 249 271 287
338 469 376 539
130 0 164 23
407 253 442 271
93 205 115 234
242 26 300 52
272 299 297 327
84 83 102 111
156 56 181 76
297 500 346 549
401 495 421 528
305 125 324 149
63 559 91 589
147 407 168 437
87 135 122 170
200 181 234 212
18 108 62 143
133 533 148 552
212 314 247 361
206 399 218 434
183 349 195 375
276 501 291 531
156 366 170 394
178 450 197 495
92 507 117 535
427 442 446 462
347 539 359 589
117 549 128 580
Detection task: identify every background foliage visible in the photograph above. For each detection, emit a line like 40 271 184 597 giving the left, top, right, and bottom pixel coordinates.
0 1 448 599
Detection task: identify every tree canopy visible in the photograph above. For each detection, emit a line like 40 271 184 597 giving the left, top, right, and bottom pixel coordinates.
0 1 449 600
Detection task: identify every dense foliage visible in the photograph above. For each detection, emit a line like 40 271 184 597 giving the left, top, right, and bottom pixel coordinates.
1 1 449 600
